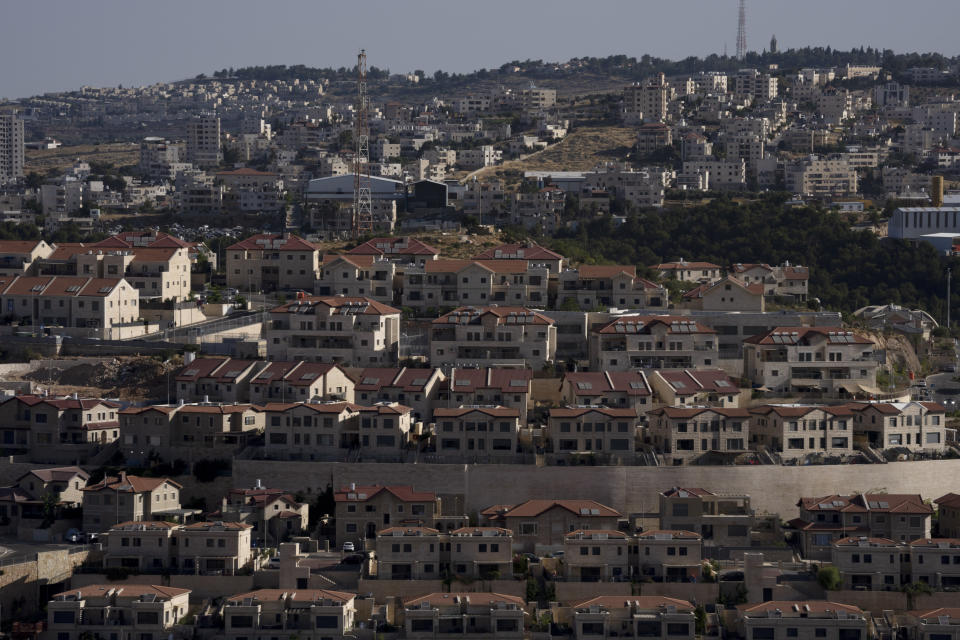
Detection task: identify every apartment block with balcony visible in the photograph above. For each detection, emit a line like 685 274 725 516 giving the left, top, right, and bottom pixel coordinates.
736 601 869 640
563 530 632 582
315 254 396 305
247 361 355 404
831 536 902 591
101 520 253 574
659 487 756 549
352 367 444 422
898 608 960 640
851 401 947 452
266 296 400 365
0 240 54 277
439 368 532 426
748 405 856 460
651 261 723 284
431 306 556 369
547 407 640 462
81 474 182 533
590 316 718 371
403 259 549 311
648 369 743 408
222 588 356 640
635 530 703 582
46 584 191 640
374 526 443 579
403 593 525 640
0 394 120 461
75 246 192 302
743 327 879 395
569 596 696 640
472 242 565 275
646 407 750 464
449 527 513 579
560 371 654 416
432 406 521 462
790 494 932 560
558 266 667 311
334 484 442 547
345 236 440 267
907 538 960 590
481 499 622 553
225 233 319 293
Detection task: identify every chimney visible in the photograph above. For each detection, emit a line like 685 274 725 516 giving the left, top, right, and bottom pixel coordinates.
931 176 944 208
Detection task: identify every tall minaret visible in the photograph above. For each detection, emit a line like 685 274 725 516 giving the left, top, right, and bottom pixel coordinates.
770 34 778 54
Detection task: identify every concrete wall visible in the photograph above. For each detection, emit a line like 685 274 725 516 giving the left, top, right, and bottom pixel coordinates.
828 589 960 615
0 548 91 617
356 578 525 602
232 458 960 522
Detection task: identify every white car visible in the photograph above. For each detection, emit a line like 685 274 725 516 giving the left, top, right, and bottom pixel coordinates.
342 541 355 552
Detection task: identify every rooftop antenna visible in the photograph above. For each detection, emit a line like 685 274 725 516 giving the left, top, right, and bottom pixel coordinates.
736 0 747 61
353 49 372 240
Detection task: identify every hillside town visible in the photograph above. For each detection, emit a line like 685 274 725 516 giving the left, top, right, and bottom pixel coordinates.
5 3 960 640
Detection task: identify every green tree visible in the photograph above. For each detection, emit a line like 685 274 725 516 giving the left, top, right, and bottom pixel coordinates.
817 566 841 590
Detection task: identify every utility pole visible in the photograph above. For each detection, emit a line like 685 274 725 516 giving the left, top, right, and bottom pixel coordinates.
948 267 952 330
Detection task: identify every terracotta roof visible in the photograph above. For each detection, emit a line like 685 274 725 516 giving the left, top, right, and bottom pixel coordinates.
744 327 873 345
909 608 960 622
0 240 47 254
260 401 358 414
119 405 178 416
174 357 228 382
833 536 898 546
83 475 182 493
577 265 637 279
347 237 439 257
473 243 562 261
565 529 629 539
936 493 960 509
499 499 621 519
683 275 763 299
797 494 932 515
271 296 400 316
109 520 180 531
378 526 440 536
909 538 960 548
228 233 318 252
177 404 260 415
226 589 354 604
562 371 651 397
181 521 252 531
731 263 773 274
404 592 525 608
652 261 720 270
21 466 88 483
0 487 33 504
549 406 637 419
446 367 531 393
53 584 190 600
283 362 339 386
44 243 87 261
739 601 864 617
661 487 715 498
595 315 715 335
656 369 739 396
782 266 809 280
647 407 750 419
215 167 278 177
0 275 127 297
433 306 554 326
334 485 436 503
573 595 694 611
322 253 377 268
451 527 512 536
433 406 520 419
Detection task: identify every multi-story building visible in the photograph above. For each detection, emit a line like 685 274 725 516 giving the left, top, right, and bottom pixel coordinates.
898 608 960 640
651 260 722 284
785 155 859 197
748 405 857 459
102 520 253 574
432 406 521 461
790 493 932 560
376 525 514 580
636 123 673 155
635 530 703 581
334 484 442 547
681 275 765 312
647 407 750 463
583 164 667 208
73 245 192 302
730 262 811 302
315 254 395 305
648 369 743 408
402 259 549 311
935 493 960 538
851 401 947 452
449 527 514 579
510 186 565 232
569 596 696 640
559 371 654 415
563 530 632 581
743 327 879 395
352 367 444 422
472 243 565 275
681 158 748 190
430 306 556 369
0 394 120 460
46 584 191 640
520 87 557 112
623 75 669 123
659 487 756 550
462 179 507 219
139 137 184 181
908 538 960 590
547 407 640 461
590 316 719 371
345 236 440 267
733 69 779 103
830 536 902 591
225 233 320 293
81 474 182 533
481 499 622 552
0 240 54 277
0 113 25 186
247 361 355 404
222 589 356 640
186 114 222 168
557 266 667 310
403 592 525 640
266 296 401 365
221 486 309 545
439 367 532 425
736 601 869 640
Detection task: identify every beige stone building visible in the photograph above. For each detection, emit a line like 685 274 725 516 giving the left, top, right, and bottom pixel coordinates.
568 595 696 640
651 261 722 284
375 526 444 579
334 484 441 547
262 401 359 459
935 493 960 538
225 233 320 292
315 254 395 305
246 361 355 404
440 368 532 426
785 154 859 198
82 474 182 532
175 521 254 574
636 530 702 581
222 588 356 640
46 584 191 640
430 306 556 369
648 369 743 408
432 406 521 462
402 259 549 311
481 499 622 552
560 371 654 415
547 407 640 461
345 236 439 267
557 265 667 311
403 592 525 640
682 275 765 312
563 529 631 581
266 296 401 365
830 536 902 590
647 407 750 463
749 405 857 460
908 538 960 589
898 608 960 640
736 601 869 640
0 240 54 277
0 394 120 460
590 316 719 371
221 486 310 545
75 246 192 302
352 366 444 422
851 401 947 452
659 487 756 550
472 242 565 275
15 466 88 507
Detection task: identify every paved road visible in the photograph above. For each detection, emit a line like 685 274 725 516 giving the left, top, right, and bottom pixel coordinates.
925 371 960 407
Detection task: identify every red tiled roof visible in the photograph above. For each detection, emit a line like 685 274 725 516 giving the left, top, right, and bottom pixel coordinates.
647 406 750 419
498 499 621 518
53 584 190 600
578 265 637 279
936 493 960 509
433 306 554 326
549 407 637 419
637 529 702 540
744 327 873 345
595 315 715 335
347 237 439 256
271 296 400 315
797 494 932 515
473 243 562 261
83 475 181 493
573 595 693 611
228 233 318 252
433 406 520 419
656 369 739 396
446 368 531 393
215 167 278 177
334 484 436 503
652 261 720 270
562 371 651 397
739 601 863 616
661 487 715 498
405 592 525 608
226 589 354 604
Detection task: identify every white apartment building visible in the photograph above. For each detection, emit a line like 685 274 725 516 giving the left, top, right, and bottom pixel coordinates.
315 254 395 305
682 159 747 190
558 265 667 310
785 155 858 197
225 233 320 293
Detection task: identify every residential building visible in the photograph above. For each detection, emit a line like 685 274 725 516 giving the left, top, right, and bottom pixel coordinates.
681 275 765 312
432 406 521 461
648 369 743 408
346 236 440 267
481 499 622 552
462 180 508 219
733 70 779 103
472 243 565 275
583 164 667 208
439 368 532 425
510 186 564 232
46 584 191 640
736 601 869 640
559 371 654 415
520 87 557 112
547 407 640 461
215 168 284 213
430 306 556 369
748 405 856 460
14 467 89 507
647 407 750 463
449 527 513 579
898 608 960 640
186 114 222 168
403 592 525 640
743 327 879 395
830 536 902 590
374 526 444 579
246 361 355 404
402 259 549 311
102 520 253 574
908 538 960 589
785 155 859 197
635 530 703 581
334 484 442 546
790 494 932 560
659 487 755 547
172 357 261 403
730 262 811 302
457 146 503 170
651 260 722 284
624 74 669 123
315 254 395 305
563 530 632 581
935 493 960 538
589 316 719 371
636 123 673 155
139 137 184 181
0 240 54 277
681 158 748 190
73 245 192 302
220 486 309 545
0 113 25 185
350 367 441 422
569 596 696 640
266 296 401 365
222 589 356 640
851 401 947 452
0 394 120 460
81 474 182 532
225 233 319 293
557 266 667 310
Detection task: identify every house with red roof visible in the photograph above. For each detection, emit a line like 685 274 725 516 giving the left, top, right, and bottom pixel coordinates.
47 584 192 640
546 407 641 463
681 274 765 312
570 596 695 640
559 370 653 415
225 233 320 293
401 259 549 311
221 484 309 544
472 242 564 274
589 315 718 371
647 407 750 464
266 296 401 365
430 306 556 369
222 588 356 640
82 473 183 532
830 536 902 590
346 236 439 266
736 601 868 640
557 264 667 311
403 592 526 640
481 499 622 551
658 487 756 549
351 366 444 421
743 327 879 395
562 529 632 582
650 259 723 284
316 253 396 305
432 406 521 462
935 493 960 538
899 607 960 640
0 240 54 277
648 368 743 408
334 484 444 546
849 401 946 452
440 367 532 425
0 394 120 460
749 403 858 459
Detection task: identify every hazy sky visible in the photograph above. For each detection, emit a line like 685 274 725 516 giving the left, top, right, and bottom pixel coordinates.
3 0 960 100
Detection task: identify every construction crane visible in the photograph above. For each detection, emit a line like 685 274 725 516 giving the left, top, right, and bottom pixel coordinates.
353 49 372 239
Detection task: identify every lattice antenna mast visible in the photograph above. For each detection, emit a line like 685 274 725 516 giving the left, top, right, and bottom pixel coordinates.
353 49 372 239
736 0 747 62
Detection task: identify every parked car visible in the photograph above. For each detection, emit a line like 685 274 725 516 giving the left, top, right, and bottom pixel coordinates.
342 541 355 552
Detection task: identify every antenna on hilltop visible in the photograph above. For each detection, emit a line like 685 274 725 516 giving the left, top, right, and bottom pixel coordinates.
736 0 747 61
353 49 372 240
